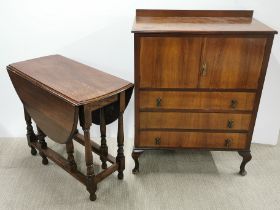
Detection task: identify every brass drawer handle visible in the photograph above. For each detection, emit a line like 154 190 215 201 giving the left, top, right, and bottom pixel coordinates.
227 120 234 128
201 63 207 76
155 137 161 145
224 138 232 148
156 98 162 107
230 99 238 109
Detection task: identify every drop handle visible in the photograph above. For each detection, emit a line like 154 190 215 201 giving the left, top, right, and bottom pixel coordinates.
156 98 162 107
227 120 234 128
155 137 161 145
201 63 207 76
230 99 238 109
224 139 232 148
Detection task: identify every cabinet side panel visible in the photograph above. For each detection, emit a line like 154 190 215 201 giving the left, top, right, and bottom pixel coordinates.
247 35 275 148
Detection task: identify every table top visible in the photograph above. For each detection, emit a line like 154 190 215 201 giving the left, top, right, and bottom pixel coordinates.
132 9 277 34
7 55 133 106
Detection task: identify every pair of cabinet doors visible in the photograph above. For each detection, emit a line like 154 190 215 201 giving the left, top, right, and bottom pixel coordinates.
139 36 266 89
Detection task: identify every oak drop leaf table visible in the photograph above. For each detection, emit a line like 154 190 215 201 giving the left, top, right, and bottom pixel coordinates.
7 55 134 201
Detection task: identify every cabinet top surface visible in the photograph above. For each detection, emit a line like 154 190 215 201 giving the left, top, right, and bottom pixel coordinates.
132 10 277 34
7 55 133 106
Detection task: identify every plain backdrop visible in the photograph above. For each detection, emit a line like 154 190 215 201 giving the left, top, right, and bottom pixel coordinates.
0 0 279 145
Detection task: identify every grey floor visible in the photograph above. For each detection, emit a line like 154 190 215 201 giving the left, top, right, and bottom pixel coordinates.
0 137 280 210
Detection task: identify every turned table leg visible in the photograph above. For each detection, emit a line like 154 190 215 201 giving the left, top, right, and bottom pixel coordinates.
66 139 77 171
24 108 37 156
132 149 144 174
37 126 48 165
238 151 252 176
100 108 108 169
116 92 125 180
81 106 97 201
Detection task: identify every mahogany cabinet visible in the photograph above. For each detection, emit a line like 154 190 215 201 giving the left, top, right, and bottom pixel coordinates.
131 9 277 175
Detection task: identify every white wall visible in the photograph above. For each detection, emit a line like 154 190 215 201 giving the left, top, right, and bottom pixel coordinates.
0 0 279 144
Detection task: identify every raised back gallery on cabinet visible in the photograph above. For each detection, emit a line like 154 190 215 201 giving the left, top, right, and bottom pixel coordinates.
131 9 277 175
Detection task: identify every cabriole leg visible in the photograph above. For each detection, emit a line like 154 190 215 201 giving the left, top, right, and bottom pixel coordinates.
238 151 252 176
132 149 144 174
24 108 37 155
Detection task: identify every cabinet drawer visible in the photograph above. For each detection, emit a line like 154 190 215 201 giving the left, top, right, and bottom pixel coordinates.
139 91 255 111
140 112 251 131
138 131 247 149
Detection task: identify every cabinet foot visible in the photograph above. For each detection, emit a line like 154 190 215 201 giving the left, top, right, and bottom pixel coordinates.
89 193 97 201
238 151 252 176
132 149 144 174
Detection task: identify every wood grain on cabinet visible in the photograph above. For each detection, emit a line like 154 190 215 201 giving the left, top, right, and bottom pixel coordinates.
199 37 266 89
139 37 202 88
133 10 277 34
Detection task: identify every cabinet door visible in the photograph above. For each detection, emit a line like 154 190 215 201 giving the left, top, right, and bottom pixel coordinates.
139 37 202 88
199 37 266 89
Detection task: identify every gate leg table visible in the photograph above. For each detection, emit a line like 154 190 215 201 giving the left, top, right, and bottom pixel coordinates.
7 55 134 201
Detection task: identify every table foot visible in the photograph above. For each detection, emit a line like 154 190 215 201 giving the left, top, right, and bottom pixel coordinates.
118 171 124 180
31 146 37 156
86 174 97 202
42 156 49 165
101 162 107 170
